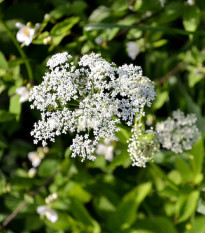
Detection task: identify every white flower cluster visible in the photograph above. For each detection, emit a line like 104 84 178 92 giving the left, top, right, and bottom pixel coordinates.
156 110 199 153
128 126 159 167
30 52 156 164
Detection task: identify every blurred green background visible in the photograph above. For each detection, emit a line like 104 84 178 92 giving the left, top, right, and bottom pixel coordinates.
0 0 205 232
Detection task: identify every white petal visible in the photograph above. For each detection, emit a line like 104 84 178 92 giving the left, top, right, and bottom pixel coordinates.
28 152 37 160
28 168 36 177
46 209 58 222
104 146 114 161
96 143 106 155
37 205 48 215
16 22 25 29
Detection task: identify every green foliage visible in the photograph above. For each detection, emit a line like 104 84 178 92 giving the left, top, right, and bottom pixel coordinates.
0 0 205 232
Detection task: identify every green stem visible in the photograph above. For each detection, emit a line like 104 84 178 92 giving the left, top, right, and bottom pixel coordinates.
0 19 33 81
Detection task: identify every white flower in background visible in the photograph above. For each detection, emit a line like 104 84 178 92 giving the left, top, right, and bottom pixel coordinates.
126 41 140 60
28 167 37 178
15 86 30 103
30 52 156 165
28 152 41 167
43 36 52 45
156 110 199 153
45 193 58 204
159 0 165 7
96 143 114 161
95 37 103 45
187 0 194 5
37 206 58 223
16 22 35 46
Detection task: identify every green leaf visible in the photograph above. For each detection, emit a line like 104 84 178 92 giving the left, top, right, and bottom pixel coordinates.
89 6 111 23
50 17 79 46
107 182 152 230
0 51 8 70
185 217 205 233
153 91 169 110
108 149 131 169
188 72 203 87
9 95 21 116
0 110 15 122
189 139 204 184
133 217 177 233
183 5 200 32
159 2 183 23
177 190 200 223
61 181 92 203
38 159 60 177
70 198 101 233
176 158 193 183
115 125 131 143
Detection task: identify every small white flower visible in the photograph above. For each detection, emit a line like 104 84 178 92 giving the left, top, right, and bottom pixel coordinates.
16 22 35 46
28 152 41 167
187 0 194 5
37 206 58 223
28 167 37 178
45 193 58 204
126 41 140 60
43 36 52 45
96 143 114 161
159 0 165 7
95 37 103 45
15 86 30 103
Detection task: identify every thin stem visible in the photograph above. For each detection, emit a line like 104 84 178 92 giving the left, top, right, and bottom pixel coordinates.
1 169 59 229
158 62 187 86
0 19 33 81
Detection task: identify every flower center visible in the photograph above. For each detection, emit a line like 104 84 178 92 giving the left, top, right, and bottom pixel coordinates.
23 28 30 36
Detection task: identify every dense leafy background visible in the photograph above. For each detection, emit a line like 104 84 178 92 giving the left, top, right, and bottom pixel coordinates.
0 0 205 232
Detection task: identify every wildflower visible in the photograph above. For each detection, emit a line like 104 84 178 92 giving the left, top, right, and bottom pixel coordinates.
15 86 29 103
28 147 48 167
159 0 165 7
156 110 199 153
43 36 52 45
37 206 58 223
30 52 156 165
16 22 35 46
45 193 58 204
128 127 159 167
126 41 140 60
28 167 37 178
95 37 103 45
96 143 114 161
28 152 41 167
187 0 194 5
